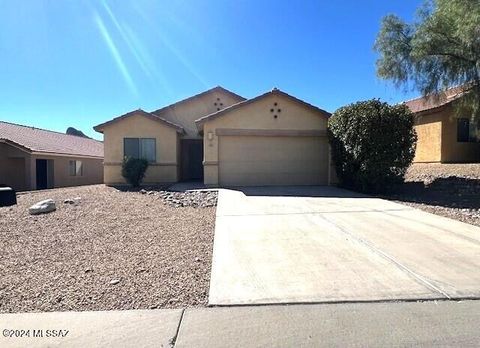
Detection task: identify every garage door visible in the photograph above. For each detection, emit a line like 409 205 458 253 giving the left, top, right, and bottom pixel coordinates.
218 135 329 186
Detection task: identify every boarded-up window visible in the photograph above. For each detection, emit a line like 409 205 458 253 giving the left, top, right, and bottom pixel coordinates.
123 138 156 162
69 160 83 176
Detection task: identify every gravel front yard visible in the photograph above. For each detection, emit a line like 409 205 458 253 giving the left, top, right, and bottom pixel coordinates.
384 163 480 227
0 185 216 313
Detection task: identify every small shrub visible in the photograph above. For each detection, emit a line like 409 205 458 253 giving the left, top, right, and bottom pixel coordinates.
328 99 417 193
121 157 149 187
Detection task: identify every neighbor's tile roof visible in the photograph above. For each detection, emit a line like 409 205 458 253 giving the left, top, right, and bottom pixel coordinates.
404 86 467 114
0 121 104 158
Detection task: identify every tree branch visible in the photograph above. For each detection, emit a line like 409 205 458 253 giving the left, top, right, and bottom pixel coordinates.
428 51 477 65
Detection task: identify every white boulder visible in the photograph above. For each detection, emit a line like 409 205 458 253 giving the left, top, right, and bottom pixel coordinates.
29 199 56 215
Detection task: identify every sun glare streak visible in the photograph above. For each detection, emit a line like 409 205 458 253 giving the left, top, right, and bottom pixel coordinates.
93 12 137 96
101 2 150 76
122 24 173 94
101 1 173 96
131 4 210 88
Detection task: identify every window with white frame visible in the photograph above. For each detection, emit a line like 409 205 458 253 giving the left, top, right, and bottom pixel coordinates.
69 160 83 176
124 138 156 162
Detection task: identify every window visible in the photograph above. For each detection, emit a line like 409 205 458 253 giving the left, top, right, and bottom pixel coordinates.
457 118 479 143
124 138 156 162
69 160 83 176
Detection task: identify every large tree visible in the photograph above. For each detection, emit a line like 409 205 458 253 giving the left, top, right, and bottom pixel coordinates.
374 0 480 120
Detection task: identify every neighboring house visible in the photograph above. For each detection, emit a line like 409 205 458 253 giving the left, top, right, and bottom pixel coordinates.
0 121 104 191
94 86 335 187
405 87 480 163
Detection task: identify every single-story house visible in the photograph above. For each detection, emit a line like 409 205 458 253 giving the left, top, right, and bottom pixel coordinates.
0 121 104 191
405 87 480 163
94 86 336 187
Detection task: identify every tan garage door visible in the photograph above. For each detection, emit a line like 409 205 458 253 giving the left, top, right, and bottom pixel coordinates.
218 135 329 186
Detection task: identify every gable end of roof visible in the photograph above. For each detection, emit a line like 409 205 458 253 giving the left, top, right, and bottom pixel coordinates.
195 88 331 128
93 109 185 134
151 86 246 116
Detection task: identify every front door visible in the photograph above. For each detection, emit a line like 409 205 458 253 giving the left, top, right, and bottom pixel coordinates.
181 139 204 181
36 159 54 190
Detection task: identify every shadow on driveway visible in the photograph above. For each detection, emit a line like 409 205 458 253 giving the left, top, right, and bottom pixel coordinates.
383 176 480 210
226 185 368 198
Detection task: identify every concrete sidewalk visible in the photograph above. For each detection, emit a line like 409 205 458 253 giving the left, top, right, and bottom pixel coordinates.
1 301 480 347
0 309 182 348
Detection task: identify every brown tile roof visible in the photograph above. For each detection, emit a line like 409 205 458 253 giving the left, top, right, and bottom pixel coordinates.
93 109 185 134
404 85 468 114
195 88 331 128
0 121 104 158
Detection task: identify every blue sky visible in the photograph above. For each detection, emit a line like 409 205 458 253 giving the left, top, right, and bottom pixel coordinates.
0 0 422 140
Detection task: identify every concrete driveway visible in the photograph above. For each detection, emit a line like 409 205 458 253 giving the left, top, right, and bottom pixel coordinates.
209 186 480 305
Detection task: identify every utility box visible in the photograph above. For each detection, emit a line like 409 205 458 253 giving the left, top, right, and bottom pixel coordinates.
0 186 17 207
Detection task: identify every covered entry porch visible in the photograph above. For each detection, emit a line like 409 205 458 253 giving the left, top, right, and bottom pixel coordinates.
0 142 55 191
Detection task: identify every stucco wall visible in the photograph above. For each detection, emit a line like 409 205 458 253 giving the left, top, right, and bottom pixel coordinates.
157 90 243 139
441 106 480 163
101 112 179 185
413 106 480 163
201 93 329 185
30 154 103 189
413 113 443 163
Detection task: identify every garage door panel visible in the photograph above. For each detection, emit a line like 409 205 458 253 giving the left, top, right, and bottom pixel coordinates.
219 136 328 186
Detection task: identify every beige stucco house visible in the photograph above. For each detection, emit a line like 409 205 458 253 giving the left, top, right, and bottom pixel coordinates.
94 86 334 187
0 121 104 191
405 87 480 163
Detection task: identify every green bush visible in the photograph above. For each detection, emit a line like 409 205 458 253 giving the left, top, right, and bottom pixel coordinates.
121 157 149 187
328 99 417 193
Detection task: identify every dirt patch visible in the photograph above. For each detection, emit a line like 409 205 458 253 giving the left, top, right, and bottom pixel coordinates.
383 163 480 227
0 185 216 313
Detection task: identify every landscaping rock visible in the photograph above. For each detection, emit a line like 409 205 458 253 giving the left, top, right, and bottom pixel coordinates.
149 190 218 208
29 199 56 215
